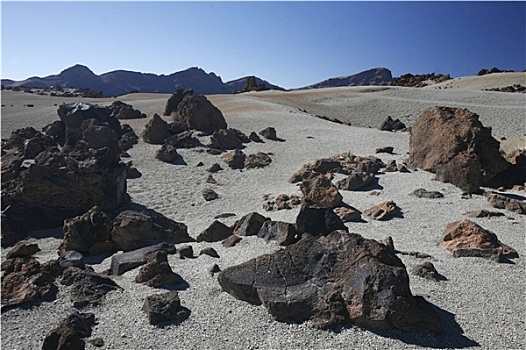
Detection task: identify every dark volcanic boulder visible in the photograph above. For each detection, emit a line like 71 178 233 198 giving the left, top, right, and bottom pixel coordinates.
142 114 170 145
221 150 246 169
336 172 376 191
42 312 96 350
257 220 298 246
163 89 194 116
380 116 406 131
196 220 233 243
135 251 185 289
259 127 277 140
407 106 509 193
209 128 244 150
295 202 347 237
61 266 121 307
232 212 269 236
142 291 190 325
245 152 272 169
111 209 189 251
218 230 441 332
175 94 227 133
486 192 526 215
155 144 183 164
109 242 176 275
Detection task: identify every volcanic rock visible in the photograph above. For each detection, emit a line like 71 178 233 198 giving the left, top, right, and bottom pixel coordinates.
199 247 220 258
175 94 227 133
300 173 343 208
135 251 185 289
142 291 190 325
363 201 401 221
5 242 40 259
109 243 176 276
375 146 394 154
380 116 406 131
259 127 277 140
407 106 509 193
221 150 246 169
111 209 189 252
232 212 269 236
196 220 233 243
486 192 526 215
289 159 342 183
218 230 441 332
410 188 444 199
222 234 242 247
163 89 194 116
411 262 445 281
296 202 347 236
245 152 272 169
440 219 518 262
336 172 376 191
42 312 96 350
464 209 505 218
249 131 263 143
61 266 122 307
333 206 362 222
206 163 223 173
142 114 170 144
257 221 298 246
209 128 244 150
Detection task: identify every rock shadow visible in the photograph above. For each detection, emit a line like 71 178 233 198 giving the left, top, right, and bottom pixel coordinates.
152 307 191 329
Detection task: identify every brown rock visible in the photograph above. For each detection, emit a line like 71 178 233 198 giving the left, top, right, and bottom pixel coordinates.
440 219 518 262
222 235 242 248
196 221 233 242
486 192 525 215
61 266 122 307
363 201 401 221
410 188 444 199
221 150 246 169
156 144 183 164
163 89 194 116
175 94 227 133
5 242 40 259
232 212 269 236
245 152 272 169
464 209 505 218
142 291 190 325
336 172 376 191
380 116 406 131
333 207 362 222
209 128 244 150
407 106 509 193
42 312 96 350
411 262 445 281
300 173 343 208
135 251 185 288
206 163 223 173
289 158 342 183
142 114 170 144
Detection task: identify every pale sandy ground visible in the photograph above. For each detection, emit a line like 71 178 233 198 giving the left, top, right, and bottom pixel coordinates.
1 74 525 349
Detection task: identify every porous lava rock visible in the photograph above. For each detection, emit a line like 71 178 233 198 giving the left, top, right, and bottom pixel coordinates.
209 128 244 150
300 173 343 208
218 230 441 332
175 94 227 133
142 291 190 325
42 312 96 350
135 251 185 289
440 219 518 262
61 266 122 307
142 114 170 144
407 106 509 193
5 241 40 259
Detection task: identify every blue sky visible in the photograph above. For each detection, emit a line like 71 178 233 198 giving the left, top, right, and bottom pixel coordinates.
2 1 525 89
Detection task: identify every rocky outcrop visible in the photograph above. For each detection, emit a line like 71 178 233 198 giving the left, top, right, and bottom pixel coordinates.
407 106 509 193
5 242 40 259
110 101 146 119
440 219 518 262
218 230 441 332
389 73 450 87
174 94 227 133
486 192 526 215
303 68 393 89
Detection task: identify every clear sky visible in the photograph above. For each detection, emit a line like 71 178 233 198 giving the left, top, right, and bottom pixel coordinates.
1 1 525 89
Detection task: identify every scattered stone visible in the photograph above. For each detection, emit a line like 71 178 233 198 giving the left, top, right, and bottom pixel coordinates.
142 114 170 144
59 251 86 270
196 220 233 242
300 173 343 208
5 241 40 259
464 209 505 218
397 164 411 173
88 337 105 347
218 230 441 332
380 116 406 131
126 165 142 179
202 188 219 201
205 175 218 184
135 251 185 289
336 172 376 191
407 106 509 193
59 206 114 256
206 163 222 173
174 94 227 133
440 219 518 262
411 262 445 281
164 130 201 149
245 152 272 169
109 243 176 275
363 201 401 221
249 131 263 143
142 291 190 325
209 264 221 276
333 207 362 222
177 245 194 259
221 150 246 169
259 127 277 140
289 158 342 183
296 202 347 236
257 220 298 246
61 266 122 307
486 192 526 215
199 247 220 258
111 209 189 252
214 213 236 219
410 188 444 199
42 312 96 350
376 146 394 154
210 128 244 150
156 144 183 164
223 235 242 247
163 89 194 116
383 160 398 172
232 212 269 236
263 194 301 211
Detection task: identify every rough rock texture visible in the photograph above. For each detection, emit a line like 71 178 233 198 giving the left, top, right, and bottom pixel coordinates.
175 94 227 133
60 206 114 256
300 174 343 208
257 221 298 246
177 245 194 259
380 116 406 131
209 129 244 150
142 114 170 145
232 212 269 236
333 207 362 222
411 262 445 281
135 251 185 289
1 257 61 310
221 150 246 169
245 152 272 169
202 188 219 201
42 312 96 350
142 291 190 325
1 103 130 247
196 220 233 242
410 188 444 199
464 209 505 218
111 209 189 252
218 230 441 332
486 192 526 215
363 201 401 221
336 172 376 191
163 89 194 116
61 266 122 307
222 234 242 248
164 130 201 149
5 242 40 259
407 106 509 193
289 159 342 183
199 247 220 258
109 243 176 275
259 127 278 140
156 144 183 164
440 219 518 262
296 202 347 237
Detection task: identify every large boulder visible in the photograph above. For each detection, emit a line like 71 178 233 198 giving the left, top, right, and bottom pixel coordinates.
295 202 347 237
61 266 122 307
232 212 269 236
175 94 227 133
407 106 509 193
42 312 96 350
111 209 189 252
163 89 194 116
218 230 441 332
142 291 190 325
440 219 518 262
142 114 170 145
300 173 343 208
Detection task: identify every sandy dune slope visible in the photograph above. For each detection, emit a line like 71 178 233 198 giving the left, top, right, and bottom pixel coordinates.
1 84 524 350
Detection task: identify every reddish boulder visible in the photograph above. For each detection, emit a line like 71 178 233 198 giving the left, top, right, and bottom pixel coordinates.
300 173 343 208
363 201 401 221
486 192 525 215
408 106 509 193
221 150 246 169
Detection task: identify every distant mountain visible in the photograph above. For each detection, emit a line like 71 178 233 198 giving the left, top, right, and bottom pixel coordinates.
1 65 284 96
225 76 285 92
300 68 393 89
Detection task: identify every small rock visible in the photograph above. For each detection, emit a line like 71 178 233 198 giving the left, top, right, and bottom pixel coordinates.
411 188 444 199
5 242 40 259
411 262 445 281
202 188 219 201
259 127 278 140
363 201 401 221
142 291 190 325
209 264 221 276
333 207 362 222
222 235 242 248
199 247 220 258
464 209 505 218
178 245 194 259
196 221 233 242
375 146 394 154
206 163 223 173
